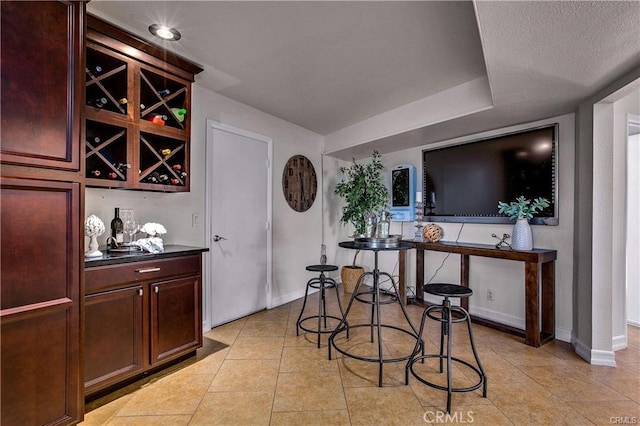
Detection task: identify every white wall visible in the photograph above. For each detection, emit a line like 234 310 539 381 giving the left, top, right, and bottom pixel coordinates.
628 132 640 327
612 92 640 346
344 114 576 341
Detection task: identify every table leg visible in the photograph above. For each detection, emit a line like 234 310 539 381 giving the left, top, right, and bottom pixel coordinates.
541 261 555 340
524 262 541 347
460 254 470 311
416 249 425 303
399 249 406 304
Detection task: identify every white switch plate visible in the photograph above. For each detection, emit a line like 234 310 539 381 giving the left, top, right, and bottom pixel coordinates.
192 214 200 227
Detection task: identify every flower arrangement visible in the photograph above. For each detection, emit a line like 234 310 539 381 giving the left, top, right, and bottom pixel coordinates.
497 196 550 220
140 222 167 237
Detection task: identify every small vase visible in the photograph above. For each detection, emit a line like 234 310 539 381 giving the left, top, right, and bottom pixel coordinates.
512 218 533 251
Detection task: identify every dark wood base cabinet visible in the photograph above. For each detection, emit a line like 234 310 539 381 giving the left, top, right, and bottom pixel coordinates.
84 254 203 396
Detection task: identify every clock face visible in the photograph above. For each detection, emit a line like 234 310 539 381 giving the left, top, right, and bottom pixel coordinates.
282 155 317 212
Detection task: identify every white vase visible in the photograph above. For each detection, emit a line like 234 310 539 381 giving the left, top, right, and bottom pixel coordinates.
512 218 533 251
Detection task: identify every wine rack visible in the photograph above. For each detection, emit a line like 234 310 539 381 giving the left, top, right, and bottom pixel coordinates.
84 16 202 192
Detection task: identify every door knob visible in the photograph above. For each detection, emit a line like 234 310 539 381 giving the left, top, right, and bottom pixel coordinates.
212 235 228 242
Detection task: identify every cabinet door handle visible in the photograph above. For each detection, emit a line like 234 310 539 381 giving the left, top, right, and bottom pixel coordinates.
154 286 159 293
136 267 161 273
138 288 143 296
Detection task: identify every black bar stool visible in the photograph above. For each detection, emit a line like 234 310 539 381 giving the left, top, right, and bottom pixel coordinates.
296 265 347 348
406 283 487 413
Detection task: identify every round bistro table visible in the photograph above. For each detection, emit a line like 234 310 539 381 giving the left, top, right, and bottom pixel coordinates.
329 240 423 387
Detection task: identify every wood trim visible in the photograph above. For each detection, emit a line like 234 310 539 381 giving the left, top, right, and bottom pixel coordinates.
87 15 203 79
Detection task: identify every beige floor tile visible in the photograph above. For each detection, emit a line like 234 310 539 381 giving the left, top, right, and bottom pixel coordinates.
208 359 279 392
604 379 640 403
344 386 426 426
225 336 284 360
116 374 214 416
270 409 351 425
498 399 594 425
273 371 346 412
279 345 339 373
106 415 192 425
246 305 291 322
81 394 133 425
567 400 640 426
238 320 288 338
189 391 274 426
338 357 407 387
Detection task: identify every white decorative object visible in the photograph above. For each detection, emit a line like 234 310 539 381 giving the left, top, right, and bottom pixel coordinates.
134 237 164 253
84 214 106 258
511 218 533 251
140 222 167 237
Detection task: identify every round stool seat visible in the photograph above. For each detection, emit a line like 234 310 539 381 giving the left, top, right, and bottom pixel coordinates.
424 283 473 298
306 264 339 273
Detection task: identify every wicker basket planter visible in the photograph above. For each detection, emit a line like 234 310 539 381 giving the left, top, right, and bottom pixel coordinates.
341 265 365 293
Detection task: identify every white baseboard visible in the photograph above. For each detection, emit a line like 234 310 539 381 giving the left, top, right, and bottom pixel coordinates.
628 319 640 328
613 334 628 351
573 336 617 366
555 327 572 343
270 287 310 308
468 306 525 330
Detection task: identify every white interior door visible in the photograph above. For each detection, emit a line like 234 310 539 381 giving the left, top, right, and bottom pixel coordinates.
206 120 272 327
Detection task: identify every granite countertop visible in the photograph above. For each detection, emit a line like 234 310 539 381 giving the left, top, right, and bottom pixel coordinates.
85 244 209 268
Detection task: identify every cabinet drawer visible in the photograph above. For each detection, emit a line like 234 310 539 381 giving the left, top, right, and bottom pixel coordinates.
86 255 200 294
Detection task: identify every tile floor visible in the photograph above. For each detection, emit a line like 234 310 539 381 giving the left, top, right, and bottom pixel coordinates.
82 289 640 425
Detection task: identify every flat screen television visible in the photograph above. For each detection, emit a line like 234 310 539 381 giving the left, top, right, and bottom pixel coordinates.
422 124 558 225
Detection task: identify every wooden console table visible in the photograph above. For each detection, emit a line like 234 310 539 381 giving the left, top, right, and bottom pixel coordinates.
398 241 557 347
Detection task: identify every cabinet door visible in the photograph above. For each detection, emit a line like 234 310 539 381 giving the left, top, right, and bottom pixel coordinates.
85 285 146 395
150 276 202 365
1 177 81 425
0 1 83 171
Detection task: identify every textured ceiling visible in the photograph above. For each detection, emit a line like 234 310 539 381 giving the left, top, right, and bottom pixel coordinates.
88 1 640 158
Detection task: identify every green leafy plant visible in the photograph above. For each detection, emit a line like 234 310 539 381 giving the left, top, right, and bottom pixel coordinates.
498 196 550 220
335 151 388 265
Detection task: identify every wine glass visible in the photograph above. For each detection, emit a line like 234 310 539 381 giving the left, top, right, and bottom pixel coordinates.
124 220 139 250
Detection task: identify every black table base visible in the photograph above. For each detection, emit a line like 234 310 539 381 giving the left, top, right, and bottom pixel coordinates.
329 244 423 387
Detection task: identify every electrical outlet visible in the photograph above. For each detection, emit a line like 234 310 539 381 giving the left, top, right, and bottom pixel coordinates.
192 214 200 227
487 289 495 301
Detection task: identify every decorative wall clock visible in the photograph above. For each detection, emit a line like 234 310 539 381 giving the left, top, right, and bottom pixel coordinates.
282 155 317 212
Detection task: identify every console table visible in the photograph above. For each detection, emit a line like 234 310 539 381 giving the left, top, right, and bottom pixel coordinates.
398 241 557 347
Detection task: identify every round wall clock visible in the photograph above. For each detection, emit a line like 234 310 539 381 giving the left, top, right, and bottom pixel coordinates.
282 155 317 212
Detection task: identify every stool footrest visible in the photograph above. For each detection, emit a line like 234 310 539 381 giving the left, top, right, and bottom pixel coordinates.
407 354 485 393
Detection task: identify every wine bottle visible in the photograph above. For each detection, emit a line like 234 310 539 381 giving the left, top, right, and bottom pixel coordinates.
118 98 128 105
90 97 108 108
170 178 179 185
148 172 160 183
158 89 171 97
149 114 167 125
89 170 101 177
111 208 124 246
91 65 103 75
170 107 187 123
114 162 131 172
158 174 169 182
140 103 146 110
171 164 182 171
87 136 100 144
107 172 117 179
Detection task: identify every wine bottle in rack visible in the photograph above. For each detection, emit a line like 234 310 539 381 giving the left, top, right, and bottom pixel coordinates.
87 136 101 144
147 172 160 183
107 172 117 179
148 114 167 125
140 103 146 110
89 170 101 177
90 97 108 108
119 98 128 105
91 65 103 75
170 107 187 123
158 89 171 97
158 174 169 183
111 208 124 247
170 178 179 185
171 164 182 171
114 163 131 173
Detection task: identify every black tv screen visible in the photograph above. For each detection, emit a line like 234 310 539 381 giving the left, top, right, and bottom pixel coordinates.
422 124 558 225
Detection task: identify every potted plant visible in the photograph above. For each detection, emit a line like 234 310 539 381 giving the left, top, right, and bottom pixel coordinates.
335 151 388 292
497 196 550 250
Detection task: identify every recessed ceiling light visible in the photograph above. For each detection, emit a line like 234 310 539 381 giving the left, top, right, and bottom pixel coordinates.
149 24 181 41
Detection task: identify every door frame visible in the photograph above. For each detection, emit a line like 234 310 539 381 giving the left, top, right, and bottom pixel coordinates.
204 119 273 331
